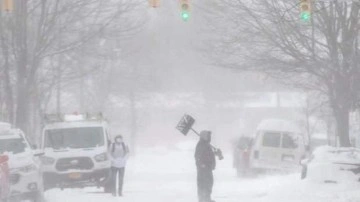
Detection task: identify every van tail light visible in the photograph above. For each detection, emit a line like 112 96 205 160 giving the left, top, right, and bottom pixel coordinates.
254 151 259 159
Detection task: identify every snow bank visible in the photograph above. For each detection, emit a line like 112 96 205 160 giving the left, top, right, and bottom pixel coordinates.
306 146 360 184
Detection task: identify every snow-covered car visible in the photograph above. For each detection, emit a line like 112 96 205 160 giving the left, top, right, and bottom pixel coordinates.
301 146 360 183
0 128 44 202
41 113 112 190
249 119 306 172
0 155 9 202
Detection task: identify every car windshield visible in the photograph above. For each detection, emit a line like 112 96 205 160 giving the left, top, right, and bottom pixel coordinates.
44 127 104 149
0 136 28 155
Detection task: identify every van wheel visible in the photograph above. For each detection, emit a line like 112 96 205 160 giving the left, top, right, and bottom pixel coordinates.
301 165 307 179
32 191 44 202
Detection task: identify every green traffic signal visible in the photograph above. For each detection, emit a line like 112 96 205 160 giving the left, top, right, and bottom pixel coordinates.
300 12 311 22
182 11 190 21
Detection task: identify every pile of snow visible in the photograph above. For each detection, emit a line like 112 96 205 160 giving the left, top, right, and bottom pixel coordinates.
305 146 360 184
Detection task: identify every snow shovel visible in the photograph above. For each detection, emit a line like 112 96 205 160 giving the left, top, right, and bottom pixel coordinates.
176 114 224 160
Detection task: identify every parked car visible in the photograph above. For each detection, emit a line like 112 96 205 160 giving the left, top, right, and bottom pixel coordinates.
0 128 44 202
301 146 360 183
249 119 306 172
0 155 9 202
41 113 111 190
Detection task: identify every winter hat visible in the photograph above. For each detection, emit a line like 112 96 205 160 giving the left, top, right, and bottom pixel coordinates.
115 135 123 142
200 130 211 140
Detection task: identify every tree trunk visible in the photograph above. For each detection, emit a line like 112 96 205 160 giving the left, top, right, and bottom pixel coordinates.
334 107 351 147
14 0 29 133
130 91 137 155
3 46 14 123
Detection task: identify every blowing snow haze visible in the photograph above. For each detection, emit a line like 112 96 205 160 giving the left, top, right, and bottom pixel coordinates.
1 0 360 202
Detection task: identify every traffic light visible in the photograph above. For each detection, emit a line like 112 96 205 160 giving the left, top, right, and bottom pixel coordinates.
2 0 13 12
300 0 311 22
180 0 190 21
149 0 160 8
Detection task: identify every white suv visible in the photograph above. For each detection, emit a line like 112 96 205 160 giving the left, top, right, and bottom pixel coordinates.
0 127 44 202
40 113 111 190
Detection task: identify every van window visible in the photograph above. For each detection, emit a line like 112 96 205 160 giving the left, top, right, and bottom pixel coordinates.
44 127 104 149
282 133 298 149
262 132 281 147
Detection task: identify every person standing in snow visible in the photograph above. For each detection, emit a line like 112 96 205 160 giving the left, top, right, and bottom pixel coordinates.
110 135 129 197
195 130 217 202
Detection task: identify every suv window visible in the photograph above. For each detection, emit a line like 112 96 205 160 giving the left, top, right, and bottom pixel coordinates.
282 133 298 149
0 136 28 154
262 132 281 148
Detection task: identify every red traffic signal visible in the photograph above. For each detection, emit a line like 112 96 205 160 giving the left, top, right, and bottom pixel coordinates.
2 0 13 12
149 0 160 8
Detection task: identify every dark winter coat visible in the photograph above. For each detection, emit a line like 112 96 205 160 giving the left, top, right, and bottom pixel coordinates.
195 139 216 171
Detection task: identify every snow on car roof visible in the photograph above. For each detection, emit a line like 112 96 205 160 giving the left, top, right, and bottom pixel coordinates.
0 129 22 140
43 120 107 130
0 122 11 131
256 119 302 133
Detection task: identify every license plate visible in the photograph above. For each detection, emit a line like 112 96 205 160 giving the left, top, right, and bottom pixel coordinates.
68 173 82 179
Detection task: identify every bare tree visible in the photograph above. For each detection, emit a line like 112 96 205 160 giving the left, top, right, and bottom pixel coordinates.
0 0 145 137
198 0 360 147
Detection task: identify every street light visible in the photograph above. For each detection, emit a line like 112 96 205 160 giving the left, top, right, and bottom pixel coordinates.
2 0 13 12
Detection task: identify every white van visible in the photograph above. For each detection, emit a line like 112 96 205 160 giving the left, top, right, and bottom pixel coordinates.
40 113 111 190
249 119 306 171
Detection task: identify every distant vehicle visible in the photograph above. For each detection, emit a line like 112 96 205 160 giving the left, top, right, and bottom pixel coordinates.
301 146 360 183
249 119 306 172
233 136 253 177
0 155 9 202
0 128 44 202
40 113 112 190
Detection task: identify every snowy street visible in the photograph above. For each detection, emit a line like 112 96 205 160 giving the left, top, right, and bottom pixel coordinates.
1 0 360 202
44 144 360 202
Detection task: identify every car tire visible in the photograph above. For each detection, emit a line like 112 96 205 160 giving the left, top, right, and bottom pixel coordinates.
32 191 44 202
301 165 307 179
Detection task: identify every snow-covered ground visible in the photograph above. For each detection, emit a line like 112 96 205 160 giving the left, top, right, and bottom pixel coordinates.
45 142 360 202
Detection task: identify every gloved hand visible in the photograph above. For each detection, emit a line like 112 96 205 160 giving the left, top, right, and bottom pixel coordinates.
215 149 224 160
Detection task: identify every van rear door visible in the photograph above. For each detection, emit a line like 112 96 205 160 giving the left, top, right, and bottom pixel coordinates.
258 132 282 164
281 133 304 164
